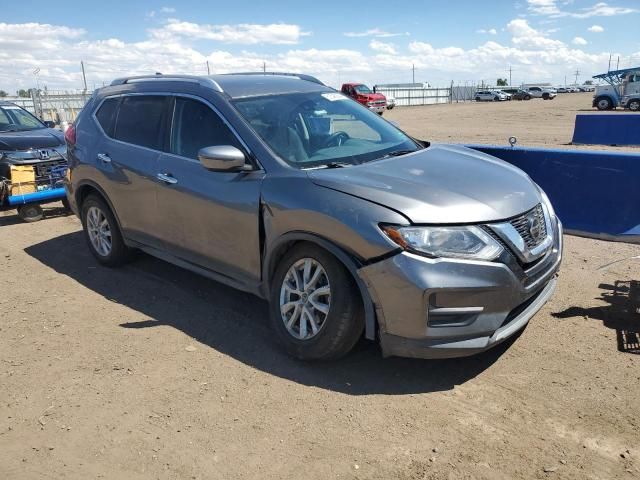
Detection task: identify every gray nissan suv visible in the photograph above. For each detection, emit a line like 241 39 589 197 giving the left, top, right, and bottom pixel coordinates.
65 73 562 360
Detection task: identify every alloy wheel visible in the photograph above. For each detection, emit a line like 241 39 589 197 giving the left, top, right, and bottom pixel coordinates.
279 258 331 340
86 206 112 257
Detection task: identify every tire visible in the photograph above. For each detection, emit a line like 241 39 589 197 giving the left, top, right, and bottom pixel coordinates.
269 243 364 361
494 96 499 101
475 97 481 102
17 204 44 222
628 99 640 111
61 197 71 212
80 194 131 267
595 96 613 111
525 95 532 101
542 93 550 100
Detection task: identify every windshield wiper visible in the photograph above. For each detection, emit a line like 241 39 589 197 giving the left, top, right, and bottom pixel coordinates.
378 149 417 160
304 161 353 170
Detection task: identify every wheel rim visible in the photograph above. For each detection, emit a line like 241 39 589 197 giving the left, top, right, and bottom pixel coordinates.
279 258 331 340
630 101 640 111
86 206 112 257
598 99 609 109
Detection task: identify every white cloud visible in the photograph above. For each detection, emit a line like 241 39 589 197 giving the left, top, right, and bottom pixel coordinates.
0 19 630 93
477 28 497 35
527 0 637 18
588 24 604 32
344 28 409 38
155 20 310 44
572 36 588 45
369 39 396 55
160 7 176 13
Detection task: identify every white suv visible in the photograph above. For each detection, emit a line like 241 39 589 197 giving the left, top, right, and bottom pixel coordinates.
475 90 509 102
526 87 557 100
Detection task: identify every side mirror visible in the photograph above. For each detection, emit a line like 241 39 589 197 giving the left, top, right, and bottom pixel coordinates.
198 145 248 171
43 120 56 129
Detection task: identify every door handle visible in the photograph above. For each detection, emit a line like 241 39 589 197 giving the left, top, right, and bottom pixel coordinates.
157 173 178 185
97 153 111 164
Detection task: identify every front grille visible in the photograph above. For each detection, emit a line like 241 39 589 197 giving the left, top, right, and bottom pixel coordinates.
510 203 547 249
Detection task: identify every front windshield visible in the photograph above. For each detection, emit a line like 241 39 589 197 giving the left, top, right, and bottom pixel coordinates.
353 85 372 94
0 106 45 132
232 91 419 168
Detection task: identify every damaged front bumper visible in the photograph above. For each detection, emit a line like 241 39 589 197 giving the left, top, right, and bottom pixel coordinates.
358 219 563 359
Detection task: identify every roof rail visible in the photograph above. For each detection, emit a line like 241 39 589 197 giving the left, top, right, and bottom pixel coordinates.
110 74 223 92
221 72 325 86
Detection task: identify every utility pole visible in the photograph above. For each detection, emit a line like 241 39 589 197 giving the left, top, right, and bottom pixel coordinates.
508 65 512 86
412 64 415 84
263 62 266 73
574 69 580 86
608 54 612 72
616 56 620 70
81 60 87 92
206 60 210 75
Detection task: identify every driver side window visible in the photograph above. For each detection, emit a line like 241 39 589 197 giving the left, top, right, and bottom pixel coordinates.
170 97 240 160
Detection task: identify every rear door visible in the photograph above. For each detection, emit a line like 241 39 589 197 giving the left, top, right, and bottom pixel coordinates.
93 94 169 247
155 95 264 285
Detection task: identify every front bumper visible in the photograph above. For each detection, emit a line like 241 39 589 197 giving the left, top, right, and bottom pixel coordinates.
359 218 563 359
368 105 386 113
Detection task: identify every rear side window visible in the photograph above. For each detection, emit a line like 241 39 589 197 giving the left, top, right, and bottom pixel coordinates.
114 96 167 150
95 98 119 137
170 97 240 160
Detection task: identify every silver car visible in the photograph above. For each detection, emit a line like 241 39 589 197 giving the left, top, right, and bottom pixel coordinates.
65 73 562 360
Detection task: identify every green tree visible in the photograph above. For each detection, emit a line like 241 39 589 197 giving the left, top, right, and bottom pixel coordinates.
584 80 593 85
0 90 8 97
16 89 30 97
496 78 508 86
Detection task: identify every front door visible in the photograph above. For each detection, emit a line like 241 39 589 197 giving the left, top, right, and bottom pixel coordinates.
155 96 264 285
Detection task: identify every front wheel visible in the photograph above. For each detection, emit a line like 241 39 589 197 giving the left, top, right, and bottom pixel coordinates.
475 97 481 102
595 96 612 110
81 195 131 267
270 244 364 361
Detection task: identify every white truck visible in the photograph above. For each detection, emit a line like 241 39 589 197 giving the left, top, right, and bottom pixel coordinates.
592 67 640 110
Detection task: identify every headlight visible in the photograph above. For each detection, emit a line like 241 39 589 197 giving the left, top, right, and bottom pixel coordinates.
382 225 503 261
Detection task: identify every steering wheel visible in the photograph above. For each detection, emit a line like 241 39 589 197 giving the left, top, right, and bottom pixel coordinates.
323 131 350 147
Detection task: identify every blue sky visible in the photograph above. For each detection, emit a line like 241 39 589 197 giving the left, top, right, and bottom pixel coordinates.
1 0 639 91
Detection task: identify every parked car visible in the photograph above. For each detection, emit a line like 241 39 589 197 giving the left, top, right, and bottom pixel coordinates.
556 87 568 93
65 73 562 361
475 90 509 101
0 101 69 221
498 91 513 100
511 90 533 101
621 94 640 111
526 87 557 100
340 83 386 114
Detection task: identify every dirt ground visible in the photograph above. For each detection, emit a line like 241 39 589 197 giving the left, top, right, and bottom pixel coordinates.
1 93 640 480
386 92 640 151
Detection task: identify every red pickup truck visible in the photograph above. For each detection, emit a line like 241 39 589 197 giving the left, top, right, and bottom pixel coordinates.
341 83 387 115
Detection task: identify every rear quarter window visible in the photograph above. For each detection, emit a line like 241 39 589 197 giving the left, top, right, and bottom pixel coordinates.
94 97 119 137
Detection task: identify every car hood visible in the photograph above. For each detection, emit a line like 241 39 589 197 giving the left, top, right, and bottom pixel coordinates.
307 144 541 224
0 128 64 151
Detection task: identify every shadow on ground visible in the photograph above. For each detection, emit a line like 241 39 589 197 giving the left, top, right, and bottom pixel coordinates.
553 280 640 354
25 231 520 395
0 203 71 227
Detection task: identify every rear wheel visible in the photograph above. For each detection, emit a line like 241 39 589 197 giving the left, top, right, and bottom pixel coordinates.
270 244 364 361
595 96 613 110
525 95 532 100
17 204 44 222
81 195 131 267
475 96 481 102
628 99 640 111
494 96 499 101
